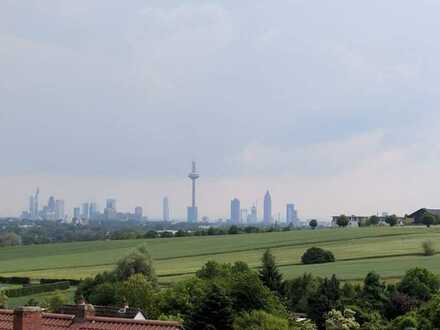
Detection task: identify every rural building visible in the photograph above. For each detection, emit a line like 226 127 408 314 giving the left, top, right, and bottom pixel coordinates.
407 208 440 224
0 305 182 330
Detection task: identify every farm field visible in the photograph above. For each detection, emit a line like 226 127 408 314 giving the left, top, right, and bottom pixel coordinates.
0 226 439 283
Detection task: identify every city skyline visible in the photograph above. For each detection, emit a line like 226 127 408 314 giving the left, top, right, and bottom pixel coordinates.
18 184 304 223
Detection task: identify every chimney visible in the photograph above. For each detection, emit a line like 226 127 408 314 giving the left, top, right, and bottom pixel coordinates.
13 307 42 330
73 304 95 323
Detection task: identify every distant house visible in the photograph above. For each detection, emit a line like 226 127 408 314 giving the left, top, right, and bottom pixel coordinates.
331 215 368 227
407 208 440 224
0 305 182 330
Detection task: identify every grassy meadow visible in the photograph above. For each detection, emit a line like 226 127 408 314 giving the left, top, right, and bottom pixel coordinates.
1 226 440 284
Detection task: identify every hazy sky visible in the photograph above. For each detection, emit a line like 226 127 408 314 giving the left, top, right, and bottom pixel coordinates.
1 1 440 219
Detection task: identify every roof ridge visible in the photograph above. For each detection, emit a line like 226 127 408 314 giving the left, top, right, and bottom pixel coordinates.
87 316 181 326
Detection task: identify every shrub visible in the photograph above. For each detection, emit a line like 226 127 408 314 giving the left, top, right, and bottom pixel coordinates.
301 247 335 264
422 240 436 256
4 281 70 298
0 276 31 285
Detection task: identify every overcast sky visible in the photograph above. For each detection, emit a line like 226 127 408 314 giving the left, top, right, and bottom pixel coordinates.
1 0 440 219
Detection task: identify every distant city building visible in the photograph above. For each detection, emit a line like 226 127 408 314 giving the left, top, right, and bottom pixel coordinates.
263 191 272 224
89 203 98 219
105 199 117 219
187 162 200 223
55 200 65 220
48 196 56 212
163 197 170 222
286 203 299 225
73 207 81 219
29 188 39 220
247 205 258 224
82 202 90 220
230 198 241 224
134 206 143 219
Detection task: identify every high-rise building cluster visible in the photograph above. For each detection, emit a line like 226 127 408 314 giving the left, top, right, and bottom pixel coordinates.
19 162 300 225
23 188 65 221
228 191 300 225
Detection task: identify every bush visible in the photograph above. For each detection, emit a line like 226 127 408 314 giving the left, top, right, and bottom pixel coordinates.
301 247 335 264
0 276 31 285
422 240 436 256
4 281 70 298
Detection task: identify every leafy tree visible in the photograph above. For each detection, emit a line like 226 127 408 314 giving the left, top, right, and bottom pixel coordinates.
336 215 350 228
389 312 419 330
309 220 318 229
228 225 239 235
325 309 360 330
397 268 440 302
230 270 285 315
360 272 387 310
114 247 157 284
233 310 288 330
118 274 159 318
421 214 435 228
302 247 335 264
417 294 440 328
0 232 21 247
422 240 435 256
196 261 231 280
308 275 341 330
385 291 417 320
88 282 118 306
285 273 320 313
187 284 234 330
367 216 380 226
0 292 7 308
385 215 398 227
44 291 67 312
259 249 283 294
158 278 206 319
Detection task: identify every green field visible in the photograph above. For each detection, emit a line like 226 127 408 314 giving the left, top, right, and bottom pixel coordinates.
1 226 440 283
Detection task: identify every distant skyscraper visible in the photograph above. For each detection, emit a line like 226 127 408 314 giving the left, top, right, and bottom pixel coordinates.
263 191 272 225
247 205 258 224
105 199 117 219
187 161 200 223
286 203 298 225
82 202 90 220
55 200 65 220
73 207 81 219
48 196 56 212
134 206 143 219
29 188 40 219
230 198 241 224
89 203 98 219
163 197 170 222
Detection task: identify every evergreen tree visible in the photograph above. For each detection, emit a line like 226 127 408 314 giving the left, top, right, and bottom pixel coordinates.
187 284 234 330
259 249 283 294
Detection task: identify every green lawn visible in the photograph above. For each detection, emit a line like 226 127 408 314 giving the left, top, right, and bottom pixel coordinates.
0 226 439 283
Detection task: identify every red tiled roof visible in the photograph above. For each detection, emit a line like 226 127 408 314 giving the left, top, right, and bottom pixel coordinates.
0 309 181 330
0 310 13 330
78 317 181 330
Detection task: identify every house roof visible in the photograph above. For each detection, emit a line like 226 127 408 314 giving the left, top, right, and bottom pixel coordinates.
58 305 146 320
0 309 181 330
408 208 440 218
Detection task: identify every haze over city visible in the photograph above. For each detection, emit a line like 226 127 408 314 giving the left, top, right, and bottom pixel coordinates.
2 1 440 218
